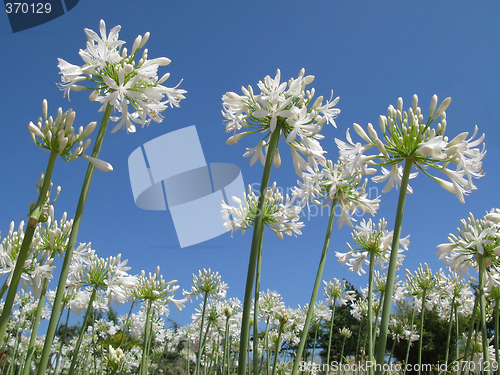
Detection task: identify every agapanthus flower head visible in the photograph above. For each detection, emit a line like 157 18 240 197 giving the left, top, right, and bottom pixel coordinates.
28 100 112 171
336 218 408 275
183 268 228 301
405 263 439 312
322 278 349 307
437 209 500 287
339 327 352 339
292 158 380 228
258 290 285 322
134 266 184 311
222 183 304 239
57 19 186 133
337 94 486 202
68 253 137 306
222 68 340 175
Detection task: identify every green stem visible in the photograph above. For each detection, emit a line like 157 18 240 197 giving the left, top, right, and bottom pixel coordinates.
0 279 8 301
21 276 51 375
0 151 57 343
68 287 97 374
37 103 112 375
495 299 499 375
271 324 284 375
194 292 209 375
223 317 230 375
403 307 415 375
417 288 427 375
441 297 456 375
478 254 490 375
374 159 414 375
326 298 337 366
140 299 153 375
340 336 346 365
253 234 264 375
291 198 337 375
260 318 270 375
237 129 280 375
462 290 479 373
50 303 70 375
367 258 375 375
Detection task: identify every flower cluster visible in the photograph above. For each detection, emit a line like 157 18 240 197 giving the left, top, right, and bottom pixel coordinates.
336 218 408 275
222 69 340 174
134 266 185 312
68 252 137 306
337 95 486 202
222 183 304 239
183 268 228 301
437 209 500 287
57 19 186 133
292 159 380 228
28 100 112 171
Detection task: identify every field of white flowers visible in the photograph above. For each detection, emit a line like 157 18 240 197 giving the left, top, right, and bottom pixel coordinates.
0 18 497 375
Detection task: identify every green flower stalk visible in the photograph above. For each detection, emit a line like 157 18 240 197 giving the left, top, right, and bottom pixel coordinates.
135 266 185 375
437 209 500 374
222 68 340 375
337 94 486 374
0 98 101 345
406 263 438 375
339 327 352 364
36 19 185 374
183 269 227 375
323 278 348 366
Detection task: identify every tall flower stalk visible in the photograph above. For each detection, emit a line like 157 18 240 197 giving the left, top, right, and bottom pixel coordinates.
222 68 340 375
0 98 100 345
35 19 185 374
337 94 486 373
437 209 500 374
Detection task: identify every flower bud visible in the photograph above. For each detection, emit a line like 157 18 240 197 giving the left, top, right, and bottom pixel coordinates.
433 97 451 120
412 94 418 112
81 155 113 172
274 148 281 168
447 132 468 147
131 35 142 55
312 96 323 109
157 72 170 85
80 122 96 140
397 97 403 112
367 123 379 141
42 99 48 120
226 132 247 144
353 123 371 143
140 32 150 48
151 57 171 66
29 122 44 138
123 63 134 74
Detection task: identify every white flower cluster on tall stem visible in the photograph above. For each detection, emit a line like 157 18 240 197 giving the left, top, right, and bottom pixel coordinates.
222 69 340 174
336 218 408 275
134 266 185 311
437 209 500 287
322 278 351 308
68 253 137 306
183 268 228 301
405 263 439 312
222 183 304 239
434 271 474 320
28 100 112 171
337 94 486 202
292 159 380 228
57 19 186 133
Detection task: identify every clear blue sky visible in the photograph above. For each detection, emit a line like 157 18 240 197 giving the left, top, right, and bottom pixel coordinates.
1 1 499 327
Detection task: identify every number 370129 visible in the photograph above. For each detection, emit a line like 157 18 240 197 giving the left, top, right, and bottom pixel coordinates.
5 3 51 13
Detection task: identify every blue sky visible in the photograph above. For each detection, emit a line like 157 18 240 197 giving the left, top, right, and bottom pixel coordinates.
1 1 499 327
